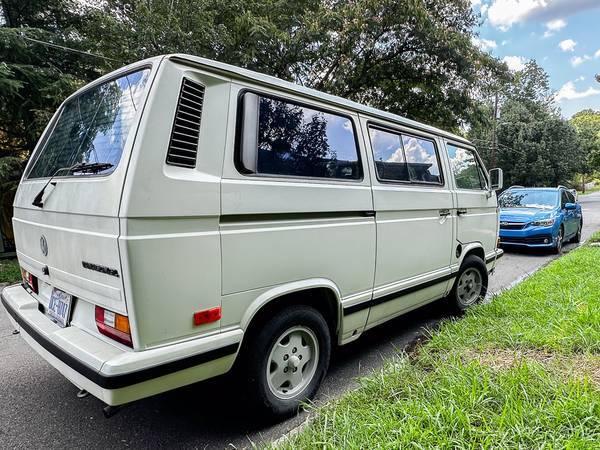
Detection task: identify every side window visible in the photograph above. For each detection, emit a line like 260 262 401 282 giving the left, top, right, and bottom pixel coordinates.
561 190 569 208
368 126 442 184
369 127 410 182
447 144 487 190
238 93 362 180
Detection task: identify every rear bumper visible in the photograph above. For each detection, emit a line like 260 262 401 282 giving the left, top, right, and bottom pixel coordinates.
1 284 241 405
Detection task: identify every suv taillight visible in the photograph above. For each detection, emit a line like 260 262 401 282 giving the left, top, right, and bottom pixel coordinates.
95 306 133 347
21 268 38 294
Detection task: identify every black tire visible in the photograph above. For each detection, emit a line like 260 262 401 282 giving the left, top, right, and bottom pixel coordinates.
572 220 582 243
553 226 564 254
240 305 331 418
447 255 488 313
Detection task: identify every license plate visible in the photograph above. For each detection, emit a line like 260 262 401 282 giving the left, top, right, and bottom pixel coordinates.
47 288 72 328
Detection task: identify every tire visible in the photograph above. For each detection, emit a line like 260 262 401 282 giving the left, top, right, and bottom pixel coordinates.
240 305 331 418
448 255 488 313
553 226 564 254
572 220 582 243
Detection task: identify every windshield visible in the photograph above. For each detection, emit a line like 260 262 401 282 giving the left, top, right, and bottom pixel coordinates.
499 190 558 209
27 68 151 179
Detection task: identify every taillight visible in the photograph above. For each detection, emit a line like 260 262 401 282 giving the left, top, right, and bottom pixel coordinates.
95 306 133 347
21 268 38 294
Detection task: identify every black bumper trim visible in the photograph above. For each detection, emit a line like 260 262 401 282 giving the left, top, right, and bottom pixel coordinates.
486 251 504 264
1 292 239 390
343 272 456 316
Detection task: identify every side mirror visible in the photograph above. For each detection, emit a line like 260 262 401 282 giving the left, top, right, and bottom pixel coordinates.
489 168 503 191
564 202 576 210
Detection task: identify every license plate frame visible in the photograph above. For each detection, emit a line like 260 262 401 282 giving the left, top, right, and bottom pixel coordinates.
47 288 73 328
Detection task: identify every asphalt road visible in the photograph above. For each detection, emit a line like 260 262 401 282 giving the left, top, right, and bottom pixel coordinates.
1 191 599 449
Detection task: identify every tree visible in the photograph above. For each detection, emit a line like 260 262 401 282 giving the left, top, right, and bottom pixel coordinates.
85 0 507 131
570 109 600 172
469 61 584 187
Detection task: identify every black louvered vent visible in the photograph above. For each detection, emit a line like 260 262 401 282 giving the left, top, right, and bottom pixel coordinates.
166 78 205 168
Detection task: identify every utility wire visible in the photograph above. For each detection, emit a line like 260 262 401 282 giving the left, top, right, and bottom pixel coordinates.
19 33 122 63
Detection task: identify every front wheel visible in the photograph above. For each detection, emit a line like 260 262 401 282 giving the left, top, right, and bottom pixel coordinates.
553 226 564 254
241 305 331 417
447 255 488 313
573 220 582 243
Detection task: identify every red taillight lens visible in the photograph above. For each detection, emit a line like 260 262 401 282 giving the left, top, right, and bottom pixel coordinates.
95 306 133 347
21 268 38 294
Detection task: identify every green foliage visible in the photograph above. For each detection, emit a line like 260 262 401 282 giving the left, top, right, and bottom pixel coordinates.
0 258 19 283
571 109 600 171
84 0 507 131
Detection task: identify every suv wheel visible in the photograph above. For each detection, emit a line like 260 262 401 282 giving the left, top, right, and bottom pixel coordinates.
448 255 488 313
553 226 564 254
242 305 331 417
573 220 582 243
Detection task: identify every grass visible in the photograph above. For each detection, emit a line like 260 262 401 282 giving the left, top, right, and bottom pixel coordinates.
0 258 20 284
278 242 600 449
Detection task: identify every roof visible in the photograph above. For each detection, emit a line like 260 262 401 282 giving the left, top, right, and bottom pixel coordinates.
167 53 472 146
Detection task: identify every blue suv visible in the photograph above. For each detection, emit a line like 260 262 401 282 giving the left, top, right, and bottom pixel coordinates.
498 186 583 253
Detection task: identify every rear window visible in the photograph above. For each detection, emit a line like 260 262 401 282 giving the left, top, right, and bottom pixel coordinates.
27 68 151 179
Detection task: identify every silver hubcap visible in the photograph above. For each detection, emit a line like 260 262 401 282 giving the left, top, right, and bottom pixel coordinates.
266 326 319 399
457 268 483 306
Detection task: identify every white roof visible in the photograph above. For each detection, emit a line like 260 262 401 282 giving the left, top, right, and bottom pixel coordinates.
167 53 472 145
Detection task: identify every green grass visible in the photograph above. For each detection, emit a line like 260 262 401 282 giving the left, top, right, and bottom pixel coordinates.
0 259 20 284
278 243 600 449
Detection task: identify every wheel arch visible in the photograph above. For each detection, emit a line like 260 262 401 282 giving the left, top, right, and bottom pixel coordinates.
458 242 486 267
239 279 342 342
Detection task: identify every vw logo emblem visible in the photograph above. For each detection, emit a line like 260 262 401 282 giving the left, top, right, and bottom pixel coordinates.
40 235 48 257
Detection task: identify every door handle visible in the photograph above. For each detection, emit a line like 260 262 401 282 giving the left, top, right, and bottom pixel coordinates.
439 209 451 217
457 208 468 216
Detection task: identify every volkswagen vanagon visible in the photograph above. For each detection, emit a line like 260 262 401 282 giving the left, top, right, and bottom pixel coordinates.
1 54 503 417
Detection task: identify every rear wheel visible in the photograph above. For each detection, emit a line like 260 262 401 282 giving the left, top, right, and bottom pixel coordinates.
241 305 331 417
448 255 488 313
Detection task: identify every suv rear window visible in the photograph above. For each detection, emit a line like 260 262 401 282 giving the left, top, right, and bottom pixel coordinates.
27 68 151 179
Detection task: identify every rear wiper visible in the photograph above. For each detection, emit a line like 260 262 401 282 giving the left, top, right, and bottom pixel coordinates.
69 162 114 174
31 162 114 208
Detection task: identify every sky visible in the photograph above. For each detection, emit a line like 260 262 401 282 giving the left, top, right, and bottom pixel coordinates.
470 0 600 118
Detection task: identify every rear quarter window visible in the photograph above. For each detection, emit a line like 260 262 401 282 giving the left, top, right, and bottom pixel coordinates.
238 93 362 180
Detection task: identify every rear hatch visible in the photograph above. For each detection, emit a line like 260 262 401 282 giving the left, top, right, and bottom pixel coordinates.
12 64 155 344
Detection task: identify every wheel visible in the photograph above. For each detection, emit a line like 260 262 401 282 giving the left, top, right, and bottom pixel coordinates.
241 305 331 417
553 226 564 254
448 255 488 313
572 220 582 243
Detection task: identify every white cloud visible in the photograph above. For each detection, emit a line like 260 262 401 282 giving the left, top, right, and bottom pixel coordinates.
543 18 566 37
472 36 498 51
570 55 591 67
501 40 509 46
502 55 527 71
487 0 599 30
575 76 586 82
558 39 577 52
546 18 567 30
555 81 600 101
471 0 482 5
595 49 600 58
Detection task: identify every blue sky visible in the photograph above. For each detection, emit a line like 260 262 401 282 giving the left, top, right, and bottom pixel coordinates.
471 0 600 118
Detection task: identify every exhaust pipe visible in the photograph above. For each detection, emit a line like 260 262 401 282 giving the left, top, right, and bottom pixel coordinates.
103 404 127 419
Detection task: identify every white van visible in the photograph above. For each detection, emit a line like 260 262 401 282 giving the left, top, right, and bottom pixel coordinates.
1 54 503 417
